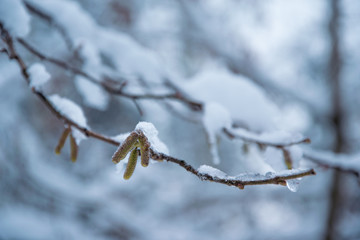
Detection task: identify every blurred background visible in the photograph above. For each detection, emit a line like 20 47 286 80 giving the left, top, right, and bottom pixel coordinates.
0 0 360 239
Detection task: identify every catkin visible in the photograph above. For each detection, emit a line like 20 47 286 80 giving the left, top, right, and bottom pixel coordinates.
112 132 139 164
55 127 71 154
282 149 292 169
123 148 138 180
70 134 78 163
138 132 150 167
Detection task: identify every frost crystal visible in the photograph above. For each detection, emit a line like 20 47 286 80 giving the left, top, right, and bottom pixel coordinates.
135 122 169 154
28 63 51 90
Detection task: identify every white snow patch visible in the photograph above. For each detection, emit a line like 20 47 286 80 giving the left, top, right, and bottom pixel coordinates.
198 165 227 178
198 165 310 192
135 121 169 154
28 63 50 90
244 145 275 174
304 149 360 175
75 76 109 110
0 0 30 37
232 128 306 146
27 0 165 84
115 155 129 174
70 126 87 145
203 102 232 164
182 65 280 131
48 95 87 128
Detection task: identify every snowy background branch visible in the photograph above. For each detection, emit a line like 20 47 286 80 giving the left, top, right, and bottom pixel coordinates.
1 0 360 239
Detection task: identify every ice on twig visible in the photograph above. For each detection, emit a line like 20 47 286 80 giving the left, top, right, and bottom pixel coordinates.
286 179 301 192
28 63 50 90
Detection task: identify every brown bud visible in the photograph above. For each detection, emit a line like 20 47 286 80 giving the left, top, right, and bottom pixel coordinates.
112 132 139 164
237 183 245 190
70 134 78 163
123 148 138 180
278 180 287 186
55 127 71 154
138 131 150 167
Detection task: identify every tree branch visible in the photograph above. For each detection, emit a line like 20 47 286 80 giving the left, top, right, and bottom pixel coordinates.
303 153 360 179
16 38 203 111
223 128 311 148
23 0 72 49
0 23 316 189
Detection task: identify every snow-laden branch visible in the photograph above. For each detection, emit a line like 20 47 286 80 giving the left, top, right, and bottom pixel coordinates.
16 38 202 111
23 0 72 49
223 128 311 148
304 150 360 179
0 23 317 190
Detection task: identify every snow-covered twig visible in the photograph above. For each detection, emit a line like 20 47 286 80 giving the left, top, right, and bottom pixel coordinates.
0 23 317 189
23 0 72 49
16 38 203 111
223 128 311 148
304 151 360 179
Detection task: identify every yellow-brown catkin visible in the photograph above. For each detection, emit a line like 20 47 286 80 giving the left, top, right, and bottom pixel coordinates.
123 148 138 180
138 132 150 167
55 127 71 154
282 149 293 169
112 132 139 164
70 134 78 163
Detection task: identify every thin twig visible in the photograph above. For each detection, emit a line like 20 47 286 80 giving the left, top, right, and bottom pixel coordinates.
151 151 315 188
0 23 316 189
23 0 73 49
303 153 360 179
223 128 311 148
16 38 203 111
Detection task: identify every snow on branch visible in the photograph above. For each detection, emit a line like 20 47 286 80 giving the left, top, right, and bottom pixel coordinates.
23 0 72 49
197 165 315 190
304 150 360 179
48 95 87 128
16 38 202 111
223 128 311 148
0 0 30 37
0 23 317 190
28 63 50 90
